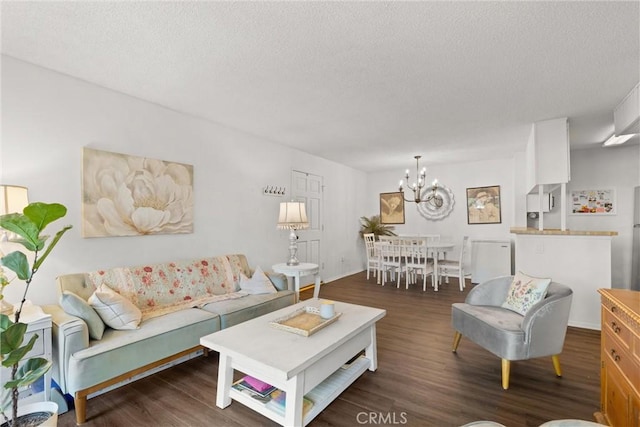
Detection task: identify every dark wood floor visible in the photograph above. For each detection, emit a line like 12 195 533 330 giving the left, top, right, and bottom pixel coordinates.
58 272 601 427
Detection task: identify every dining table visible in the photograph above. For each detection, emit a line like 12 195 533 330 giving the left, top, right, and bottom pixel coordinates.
380 236 456 290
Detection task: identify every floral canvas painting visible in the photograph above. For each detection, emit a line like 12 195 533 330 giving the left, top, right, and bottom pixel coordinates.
82 147 194 237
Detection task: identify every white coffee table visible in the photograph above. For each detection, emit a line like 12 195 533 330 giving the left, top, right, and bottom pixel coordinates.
200 300 386 427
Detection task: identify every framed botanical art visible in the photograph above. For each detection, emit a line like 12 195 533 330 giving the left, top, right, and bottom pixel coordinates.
466 185 501 224
569 188 616 215
380 192 405 224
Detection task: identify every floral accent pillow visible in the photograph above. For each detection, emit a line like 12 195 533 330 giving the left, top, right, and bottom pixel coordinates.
501 271 551 316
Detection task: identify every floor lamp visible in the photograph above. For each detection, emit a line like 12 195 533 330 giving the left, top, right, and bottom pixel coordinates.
277 201 309 266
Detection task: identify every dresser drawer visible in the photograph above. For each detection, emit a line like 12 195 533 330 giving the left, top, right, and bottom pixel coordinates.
603 308 632 351
604 329 639 394
633 329 640 367
0 328 45 385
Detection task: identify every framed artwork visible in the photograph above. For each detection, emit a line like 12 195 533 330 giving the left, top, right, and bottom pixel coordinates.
380 192 405 224
82 147 194 237
466 185 501 224
569 188 616 215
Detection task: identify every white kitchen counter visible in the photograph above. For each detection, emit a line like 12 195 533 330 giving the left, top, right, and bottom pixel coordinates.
510 229 616 330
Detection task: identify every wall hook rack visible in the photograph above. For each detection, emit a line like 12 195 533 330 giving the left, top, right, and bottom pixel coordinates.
263 185 286 197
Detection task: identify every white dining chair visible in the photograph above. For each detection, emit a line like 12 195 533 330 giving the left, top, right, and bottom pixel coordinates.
438 236 471 291
402 241 434 291
378 241 404 288
363 233 379 280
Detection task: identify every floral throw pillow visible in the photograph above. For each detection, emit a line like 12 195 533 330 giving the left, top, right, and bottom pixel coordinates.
501 271 551 316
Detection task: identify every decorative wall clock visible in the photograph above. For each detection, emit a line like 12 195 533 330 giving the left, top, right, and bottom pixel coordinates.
416 185 455 221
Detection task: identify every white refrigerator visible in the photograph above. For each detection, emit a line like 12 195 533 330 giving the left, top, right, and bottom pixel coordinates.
632 186 640 291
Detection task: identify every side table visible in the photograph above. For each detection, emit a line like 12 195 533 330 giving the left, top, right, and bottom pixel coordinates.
272 263 321 301
0 302 52 403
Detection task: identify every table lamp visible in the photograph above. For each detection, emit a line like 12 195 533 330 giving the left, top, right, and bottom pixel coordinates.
277 201 309 266
0 185 29 314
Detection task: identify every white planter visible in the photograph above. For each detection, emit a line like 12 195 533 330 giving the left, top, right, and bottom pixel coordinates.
9 401 58 427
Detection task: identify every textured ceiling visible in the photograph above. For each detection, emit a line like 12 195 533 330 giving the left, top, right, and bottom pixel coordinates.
2 1 639 172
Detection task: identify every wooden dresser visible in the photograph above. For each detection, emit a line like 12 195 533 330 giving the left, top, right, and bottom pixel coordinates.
596 289 640 426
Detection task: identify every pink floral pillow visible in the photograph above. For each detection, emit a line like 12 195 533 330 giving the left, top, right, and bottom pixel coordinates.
501 271 551 316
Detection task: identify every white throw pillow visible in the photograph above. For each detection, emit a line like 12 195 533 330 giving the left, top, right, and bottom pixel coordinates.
88 284 142 330
501 271 551 316
239 266 278 295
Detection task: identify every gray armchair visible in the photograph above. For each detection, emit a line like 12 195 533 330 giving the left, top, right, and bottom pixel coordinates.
451 276 573 389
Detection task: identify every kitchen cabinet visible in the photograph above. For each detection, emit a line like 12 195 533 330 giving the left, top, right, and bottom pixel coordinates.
614 82 640 136
525 117 570 192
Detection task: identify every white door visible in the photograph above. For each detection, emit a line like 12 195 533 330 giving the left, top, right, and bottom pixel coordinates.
291 170 323 284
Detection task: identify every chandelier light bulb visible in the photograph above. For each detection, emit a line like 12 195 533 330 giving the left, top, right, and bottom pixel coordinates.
397 155 444 209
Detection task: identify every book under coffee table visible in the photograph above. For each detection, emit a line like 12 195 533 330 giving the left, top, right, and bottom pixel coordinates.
200 300 386 427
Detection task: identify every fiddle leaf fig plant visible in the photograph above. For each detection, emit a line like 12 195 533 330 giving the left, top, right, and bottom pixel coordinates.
0 202 71 426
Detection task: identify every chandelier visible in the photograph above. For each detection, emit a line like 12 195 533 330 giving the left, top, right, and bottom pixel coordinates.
398 155 443 208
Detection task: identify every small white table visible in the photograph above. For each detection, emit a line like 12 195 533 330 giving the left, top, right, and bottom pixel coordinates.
0 302 52 403
200 300 386 427
272 263 321 301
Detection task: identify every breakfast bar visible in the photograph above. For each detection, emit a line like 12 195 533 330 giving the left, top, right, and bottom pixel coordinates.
511 227 618 330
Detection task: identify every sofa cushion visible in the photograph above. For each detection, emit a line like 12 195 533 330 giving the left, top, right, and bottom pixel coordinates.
201 291 295 328
66 308 220 394
501 271 551 315
239 266 278 294
60 291 105 340
89 284 142 330
452 303 527 360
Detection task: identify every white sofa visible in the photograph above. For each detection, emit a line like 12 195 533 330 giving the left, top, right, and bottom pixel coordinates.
43 254 295 425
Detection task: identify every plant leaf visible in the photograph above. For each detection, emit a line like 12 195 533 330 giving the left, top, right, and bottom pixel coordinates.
0 314 10 334
0 251 31 281
0 213 41 251
33 225 72 270
23 203 67 233
0 388 11 413
1 331 37 366
5 358 52 389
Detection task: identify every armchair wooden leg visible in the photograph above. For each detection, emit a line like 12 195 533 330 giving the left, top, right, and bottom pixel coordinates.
501 359 510 390
552 354 562 377
452 331 462 352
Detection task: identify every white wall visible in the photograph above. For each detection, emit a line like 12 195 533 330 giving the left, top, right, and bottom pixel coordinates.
0 56 367 305
366 157 518 267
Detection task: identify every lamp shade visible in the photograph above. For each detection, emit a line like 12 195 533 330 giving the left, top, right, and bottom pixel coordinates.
277 202 309 230
0 185 29 215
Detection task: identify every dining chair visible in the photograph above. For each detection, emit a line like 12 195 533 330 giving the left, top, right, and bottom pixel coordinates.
422 234 441 262
378 241 404 288
363 233 379 280
402 241 434 291
438 236 471 291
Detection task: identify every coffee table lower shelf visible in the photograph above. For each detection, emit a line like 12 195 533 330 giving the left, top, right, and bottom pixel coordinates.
228 357 370 426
